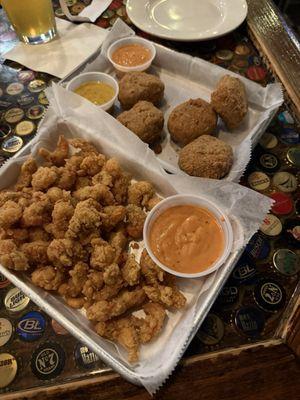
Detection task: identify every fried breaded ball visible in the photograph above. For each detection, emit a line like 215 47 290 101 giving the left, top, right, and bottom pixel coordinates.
211 75 248 130
168 98 217 146
118 72 164 110
117 101 164 144
178 135 233 179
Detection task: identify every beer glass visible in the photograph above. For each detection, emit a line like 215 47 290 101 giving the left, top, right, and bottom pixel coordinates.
2 0 57 45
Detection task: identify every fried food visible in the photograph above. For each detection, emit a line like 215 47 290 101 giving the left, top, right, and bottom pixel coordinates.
211 75 248 130
39 135 69 166
143 285 186 309
118 72 164 110
0 239 29 271
125 204 146 239
22 195 52 227
133 302 166 344
31 265 65 290
15 158 37 191
0 135 186 362
117 101 164 144
0 200 23 227
21 241 49 265
47 200 74 238
73 183 114 205
168 98 217 146
127 181 155 208
31 167 58 191
66 199 102 240
86 287 146 322
95 316 140 363
90 238 116 270
101 205 126 232
47 238 86 269
122 254 140 286
178 135 233 179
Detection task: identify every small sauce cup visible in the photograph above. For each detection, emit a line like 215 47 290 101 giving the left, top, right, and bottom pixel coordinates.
66 72 119 112
107 36 156 73
143 194 233 278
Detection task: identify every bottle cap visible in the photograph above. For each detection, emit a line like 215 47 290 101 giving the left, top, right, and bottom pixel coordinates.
0 273 10 289
257 152 280 173
6 82 24 96
0 123 11 142
196 313 224 345
235 307 265 337
253 279 286 312
286 147 300 168
15 120 35 136
4 287 30 313
270 192 293 215
74 343 100 369
16 311 46 342
231 253 257 284
4 108 24 124
260 214 282 237
0 353 17 388
1 136 23 154
259 132 278 149
31 342 65 380
248 171 270 191
245 232 270 260
273 249 300 276
0 318 13 347
272 172 298 193
28 79 46 93
215 284 239 308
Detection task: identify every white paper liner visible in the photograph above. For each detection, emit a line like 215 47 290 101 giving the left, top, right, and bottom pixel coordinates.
4 18 107 79
0 84 273 394
61 19 283 182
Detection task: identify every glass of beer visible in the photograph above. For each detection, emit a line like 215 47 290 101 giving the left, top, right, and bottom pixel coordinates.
1 0 57 45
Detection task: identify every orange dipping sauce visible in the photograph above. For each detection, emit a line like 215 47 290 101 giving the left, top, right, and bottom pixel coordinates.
112 44 151 67
149 205 225 274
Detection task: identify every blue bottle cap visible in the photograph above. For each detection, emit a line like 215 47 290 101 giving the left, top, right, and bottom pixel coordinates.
231 253 257 285
246 232 271 260
235 307 265 337
16 311 46 342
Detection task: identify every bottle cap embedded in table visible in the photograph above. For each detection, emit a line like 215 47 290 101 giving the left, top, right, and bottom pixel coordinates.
234 307 265 337
15 120 35 136
31 342 65 380
16 311 46 342
272 171 298 193
196 313 224 345
273 249 299 276
270 192 294 216
0 318 13 347
0 353 18 389
253 279 286 312
1 135 23 154
4 287 30 313
74 343 100 369
260 214 282 237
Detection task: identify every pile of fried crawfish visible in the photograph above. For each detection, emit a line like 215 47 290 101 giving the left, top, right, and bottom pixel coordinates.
0 135 186 362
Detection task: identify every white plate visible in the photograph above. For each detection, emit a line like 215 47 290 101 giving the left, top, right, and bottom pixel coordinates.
126 0 248 41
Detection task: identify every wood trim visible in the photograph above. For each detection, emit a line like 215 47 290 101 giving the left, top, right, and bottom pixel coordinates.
246 0 300 117
3 342 299 400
